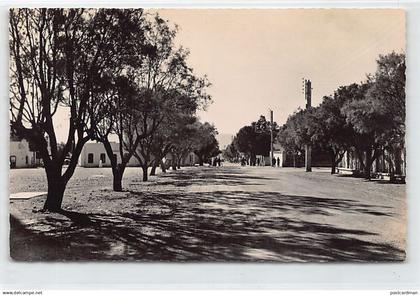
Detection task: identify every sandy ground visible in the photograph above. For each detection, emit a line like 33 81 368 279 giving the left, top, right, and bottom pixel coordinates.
9 164 406 262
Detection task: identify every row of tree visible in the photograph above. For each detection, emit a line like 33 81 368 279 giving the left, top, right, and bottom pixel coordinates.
223 115 279 165
277 52 405 178
9 8 218 212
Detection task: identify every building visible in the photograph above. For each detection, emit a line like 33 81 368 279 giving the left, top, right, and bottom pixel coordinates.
271 143 330 168
272 143 287 167
80 142 141 167
80 141 199 168
164 152 199 167
10 137 39 168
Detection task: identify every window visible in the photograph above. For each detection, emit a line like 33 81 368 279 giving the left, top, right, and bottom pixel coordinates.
88 153 94 163
100 153 106 163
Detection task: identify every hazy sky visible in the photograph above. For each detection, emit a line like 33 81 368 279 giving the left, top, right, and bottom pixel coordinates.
156 9 405 136
52 9 405 142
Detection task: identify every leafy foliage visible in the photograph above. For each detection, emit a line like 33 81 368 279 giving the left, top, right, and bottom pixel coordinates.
233 115 278 165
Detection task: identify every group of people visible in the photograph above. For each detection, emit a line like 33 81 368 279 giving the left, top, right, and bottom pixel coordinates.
240 156 282 167
240 157 247 166
212 157 223 167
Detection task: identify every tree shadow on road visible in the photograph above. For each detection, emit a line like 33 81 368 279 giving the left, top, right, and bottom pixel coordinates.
142 166 273 188
10 187 404 262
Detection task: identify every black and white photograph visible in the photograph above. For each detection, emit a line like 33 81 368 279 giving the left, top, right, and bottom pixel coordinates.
8 8 406 262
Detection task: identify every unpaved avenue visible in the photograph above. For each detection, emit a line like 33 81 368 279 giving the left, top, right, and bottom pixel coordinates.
9 164 406 261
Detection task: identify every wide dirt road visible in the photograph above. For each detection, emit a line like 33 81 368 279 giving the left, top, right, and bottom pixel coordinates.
9 164 406 262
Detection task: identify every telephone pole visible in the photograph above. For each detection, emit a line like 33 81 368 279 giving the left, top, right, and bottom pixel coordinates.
303 78 312 172
270 109 274 167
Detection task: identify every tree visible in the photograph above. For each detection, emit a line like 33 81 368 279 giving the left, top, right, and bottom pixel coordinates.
9 8 142 211
234 126 257 165
223 141 240 162
234 115 278 165
276 109 312 167
367 52 406 174
148 114 194 175
94 13 210 188
312 85 360 174
193 122 219 166
338 54 405 178
252 115 278 157
134 90 202 181
341 91 390 179
148 107 201 175
274 52 405 178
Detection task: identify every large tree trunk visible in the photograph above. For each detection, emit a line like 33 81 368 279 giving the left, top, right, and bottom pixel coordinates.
356 149 365 174
113 169 124 192
41 135 90 211
331 151 337 175
102 139 126 192
250 153 256 166
364 149 380 180
330 149 345 175
150 163 157 176
160 161 167 173
43 169 67 212
394 148 402 175
364 150 372 180
142 165 148 182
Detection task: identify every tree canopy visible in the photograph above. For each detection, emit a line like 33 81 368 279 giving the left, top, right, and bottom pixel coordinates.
274 52 405 177
9 8 212 210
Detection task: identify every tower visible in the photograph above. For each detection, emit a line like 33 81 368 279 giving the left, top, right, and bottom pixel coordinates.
303 79 312 172
304 79 312 109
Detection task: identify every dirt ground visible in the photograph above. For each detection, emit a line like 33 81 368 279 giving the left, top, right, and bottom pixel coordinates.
9 164 406 262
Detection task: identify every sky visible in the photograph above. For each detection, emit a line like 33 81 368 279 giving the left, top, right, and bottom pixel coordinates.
52 9 405 143
155 9 405 137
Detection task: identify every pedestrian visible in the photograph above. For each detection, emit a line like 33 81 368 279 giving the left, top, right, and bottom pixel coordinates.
277 157 280 167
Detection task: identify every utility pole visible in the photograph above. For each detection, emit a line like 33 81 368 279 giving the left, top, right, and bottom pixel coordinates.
270 109 274 167
303 78 312 172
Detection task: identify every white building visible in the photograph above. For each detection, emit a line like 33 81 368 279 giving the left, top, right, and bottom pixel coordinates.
273 143 287 167
80 142 199 168
80 142 141 167
161 151 199 167
10 138 39 168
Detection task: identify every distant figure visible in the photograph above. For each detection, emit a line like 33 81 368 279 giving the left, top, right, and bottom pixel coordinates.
257 158 260 166
217 157 221 167
241 157 246 166
277 157 280 167
98 159 103 168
